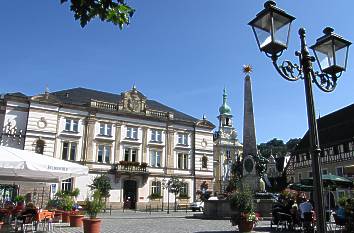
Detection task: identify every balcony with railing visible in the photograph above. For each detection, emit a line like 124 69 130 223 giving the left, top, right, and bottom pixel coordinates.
112 161 150 184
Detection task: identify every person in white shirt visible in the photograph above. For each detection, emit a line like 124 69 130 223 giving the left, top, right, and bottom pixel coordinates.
299 199 313 219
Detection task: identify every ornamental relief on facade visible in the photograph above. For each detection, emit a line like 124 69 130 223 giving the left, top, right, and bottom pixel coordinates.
121 88 146 113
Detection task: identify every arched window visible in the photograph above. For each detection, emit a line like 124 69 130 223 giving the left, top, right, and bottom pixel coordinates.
35 139 45 154
202 155 208 169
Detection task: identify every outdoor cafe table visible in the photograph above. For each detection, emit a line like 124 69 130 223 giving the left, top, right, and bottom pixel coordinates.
36 210 54 230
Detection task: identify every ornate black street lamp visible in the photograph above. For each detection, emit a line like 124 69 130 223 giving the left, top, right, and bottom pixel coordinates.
162 178 166 212
249 1 351 232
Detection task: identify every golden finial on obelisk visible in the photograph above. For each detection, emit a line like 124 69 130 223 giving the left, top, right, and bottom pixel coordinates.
243 64 253 74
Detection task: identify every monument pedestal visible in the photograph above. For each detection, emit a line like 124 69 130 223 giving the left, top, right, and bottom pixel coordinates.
241 175 260 192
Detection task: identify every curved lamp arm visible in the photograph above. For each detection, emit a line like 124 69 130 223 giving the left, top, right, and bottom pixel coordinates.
271 53 303 81
311 70 339 92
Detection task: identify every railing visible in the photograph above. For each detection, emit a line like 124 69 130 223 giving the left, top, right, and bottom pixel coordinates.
113 164 147 173
146 110 170 119
91 100 118 111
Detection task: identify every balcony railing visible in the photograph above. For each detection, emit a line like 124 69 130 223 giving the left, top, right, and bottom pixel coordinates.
113 163 148 173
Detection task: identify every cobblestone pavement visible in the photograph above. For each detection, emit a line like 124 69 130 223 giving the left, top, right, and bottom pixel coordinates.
4 210 277 233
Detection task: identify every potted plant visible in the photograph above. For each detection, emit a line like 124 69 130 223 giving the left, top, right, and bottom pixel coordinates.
55 190 74 223
229 188 258 232
83 191 104 233
69 188 84 227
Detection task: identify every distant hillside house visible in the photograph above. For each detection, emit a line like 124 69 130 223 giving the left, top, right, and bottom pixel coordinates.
0 86 215 209
285 103 354 202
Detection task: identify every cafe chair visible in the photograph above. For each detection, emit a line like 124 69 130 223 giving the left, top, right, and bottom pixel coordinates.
301 212 314 233
333 213 345 233
48 212 63 232
21 214 36 233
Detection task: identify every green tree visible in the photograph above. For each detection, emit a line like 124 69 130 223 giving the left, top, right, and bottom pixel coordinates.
168 177 183 211
60 0 135 29
89 174 112 210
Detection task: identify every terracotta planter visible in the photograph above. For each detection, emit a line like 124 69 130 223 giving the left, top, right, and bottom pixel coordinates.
60 211 71 223
69 214 84 227
238 220 254 233
83 218 101 233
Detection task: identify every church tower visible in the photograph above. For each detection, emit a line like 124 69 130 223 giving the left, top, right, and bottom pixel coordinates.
213 88 243 194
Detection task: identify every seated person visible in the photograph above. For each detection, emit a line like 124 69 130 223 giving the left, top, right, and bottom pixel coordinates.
17 203 37 222
299 199 313 220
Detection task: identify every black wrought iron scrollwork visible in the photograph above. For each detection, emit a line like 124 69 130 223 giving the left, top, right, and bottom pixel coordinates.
311 70 339 92
272 59 302 81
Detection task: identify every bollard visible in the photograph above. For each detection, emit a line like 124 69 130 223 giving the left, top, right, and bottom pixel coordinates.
110 205 112 215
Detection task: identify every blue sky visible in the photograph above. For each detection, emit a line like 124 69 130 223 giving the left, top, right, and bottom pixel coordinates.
1 0 353 144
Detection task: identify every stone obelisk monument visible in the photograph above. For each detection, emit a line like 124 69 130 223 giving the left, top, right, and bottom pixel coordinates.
241 65 260 191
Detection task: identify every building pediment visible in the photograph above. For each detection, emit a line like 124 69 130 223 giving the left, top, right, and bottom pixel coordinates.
196 119 215 129
120 86 147 113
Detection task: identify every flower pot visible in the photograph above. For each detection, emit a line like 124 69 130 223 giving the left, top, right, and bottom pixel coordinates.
69 214 84 227
83 218 101 233
58 211 71 223
238 220 254 233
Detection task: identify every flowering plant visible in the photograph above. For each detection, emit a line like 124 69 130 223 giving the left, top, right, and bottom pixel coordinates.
241 211 259 223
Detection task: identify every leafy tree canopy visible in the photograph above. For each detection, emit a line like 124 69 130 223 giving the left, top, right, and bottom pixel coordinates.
60 0 135 29
89 174 112 198
258 138 301 158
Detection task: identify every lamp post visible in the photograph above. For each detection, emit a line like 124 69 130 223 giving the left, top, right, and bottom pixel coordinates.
163 178 171 214
162 178 166 212
248 1 351 232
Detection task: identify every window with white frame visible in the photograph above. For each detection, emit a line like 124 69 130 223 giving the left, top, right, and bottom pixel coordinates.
124 148 138 162
65 118 79 132
336 167 344 177
151 181 161 195
62 141 77 161
126 126 138 139
177 133 188 145
61 178 73 192
151 129 162 142
150 150 162 167
99 123 112 136
180 183 188 196
97 144 111 163
177 153 188 169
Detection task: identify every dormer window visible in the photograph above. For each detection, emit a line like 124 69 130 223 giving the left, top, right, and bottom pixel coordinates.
65 118 78 132
99 123 112 136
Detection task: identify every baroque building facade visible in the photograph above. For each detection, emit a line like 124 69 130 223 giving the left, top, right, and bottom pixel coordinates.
285 104 354 205
213 89 242 193
0 86 214 208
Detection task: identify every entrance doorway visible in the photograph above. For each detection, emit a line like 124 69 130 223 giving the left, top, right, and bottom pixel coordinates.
123 180 137 209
